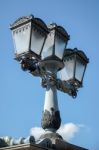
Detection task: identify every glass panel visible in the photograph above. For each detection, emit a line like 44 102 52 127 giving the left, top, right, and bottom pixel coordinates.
75 58 85 82
13 23 31 55
60 56 75 81
41 31 54 59
55 35 66 59
31 28 45 55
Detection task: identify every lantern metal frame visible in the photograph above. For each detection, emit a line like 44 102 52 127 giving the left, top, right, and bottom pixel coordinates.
41 23 69 60
62 48 89 88
10 15 48 61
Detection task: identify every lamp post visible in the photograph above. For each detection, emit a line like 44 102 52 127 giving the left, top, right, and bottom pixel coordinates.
10 15 89 148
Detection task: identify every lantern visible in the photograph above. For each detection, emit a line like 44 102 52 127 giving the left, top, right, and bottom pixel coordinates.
60 48 89 88
10 15 48 60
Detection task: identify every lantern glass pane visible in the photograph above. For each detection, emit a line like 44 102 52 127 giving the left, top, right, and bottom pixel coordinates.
60 56 75 81
75 58 85 82
31 28 45 55
13 23 31 55
41 31 54 59
55 35 66 59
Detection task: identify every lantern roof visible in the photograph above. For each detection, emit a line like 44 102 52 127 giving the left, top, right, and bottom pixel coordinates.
10 15 48 33
47 23 70 40
10 15 33 29
64 48 89 63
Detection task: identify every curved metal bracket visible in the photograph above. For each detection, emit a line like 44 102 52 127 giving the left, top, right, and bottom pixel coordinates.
20 58 78 98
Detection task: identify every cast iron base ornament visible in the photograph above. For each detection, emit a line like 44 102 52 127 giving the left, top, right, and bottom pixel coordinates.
41 108 61 131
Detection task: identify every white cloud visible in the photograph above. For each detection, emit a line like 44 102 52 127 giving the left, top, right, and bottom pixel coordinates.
57 123 80 141
30 127 45 140
30 123 84 141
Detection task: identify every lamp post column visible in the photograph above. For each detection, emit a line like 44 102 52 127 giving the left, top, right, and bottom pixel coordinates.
41 83 61 132
41 64 61 133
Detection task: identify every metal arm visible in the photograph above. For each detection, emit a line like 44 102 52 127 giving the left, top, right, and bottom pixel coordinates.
20 58 78 98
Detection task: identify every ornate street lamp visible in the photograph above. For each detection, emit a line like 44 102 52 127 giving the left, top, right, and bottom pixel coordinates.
9 15 89 149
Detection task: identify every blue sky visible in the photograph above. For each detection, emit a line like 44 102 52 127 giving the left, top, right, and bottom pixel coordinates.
0 0 99 149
